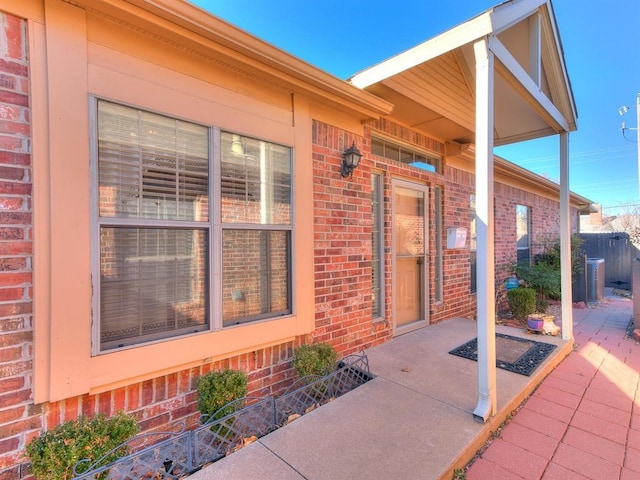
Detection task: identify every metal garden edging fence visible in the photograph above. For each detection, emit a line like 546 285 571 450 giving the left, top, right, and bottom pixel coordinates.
71 352 372 479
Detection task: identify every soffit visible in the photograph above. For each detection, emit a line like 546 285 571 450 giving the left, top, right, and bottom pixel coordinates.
349 0 577 147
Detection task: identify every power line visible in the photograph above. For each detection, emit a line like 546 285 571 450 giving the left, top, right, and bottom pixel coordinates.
601 202 640 210
573 178 636 189
506 144 636 166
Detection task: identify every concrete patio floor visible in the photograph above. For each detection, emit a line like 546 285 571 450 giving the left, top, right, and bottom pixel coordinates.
187 298 595 479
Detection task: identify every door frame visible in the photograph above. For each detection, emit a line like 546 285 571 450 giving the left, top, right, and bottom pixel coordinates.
391 178 430 336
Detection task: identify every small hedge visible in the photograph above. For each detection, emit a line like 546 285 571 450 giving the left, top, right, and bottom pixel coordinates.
293 343 338 378
197 369 248 421
25 411 139 480
507 287 536 321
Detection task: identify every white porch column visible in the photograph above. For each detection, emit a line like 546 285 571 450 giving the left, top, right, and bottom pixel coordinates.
559 132 573 340
473 38 497 423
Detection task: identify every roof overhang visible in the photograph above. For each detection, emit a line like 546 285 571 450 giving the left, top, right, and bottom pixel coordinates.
62 0 394 121
349 0 577 146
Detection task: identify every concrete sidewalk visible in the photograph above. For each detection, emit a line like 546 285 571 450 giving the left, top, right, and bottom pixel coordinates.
187 300 589 479
466 291 638 479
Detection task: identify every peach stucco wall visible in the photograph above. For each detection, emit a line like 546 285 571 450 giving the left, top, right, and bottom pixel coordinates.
32 0 318 403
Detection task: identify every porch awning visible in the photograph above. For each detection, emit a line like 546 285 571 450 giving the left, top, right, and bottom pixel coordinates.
349 0 577 147
350 0 579 424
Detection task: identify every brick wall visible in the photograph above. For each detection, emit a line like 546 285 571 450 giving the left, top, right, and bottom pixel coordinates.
40 343 297 433
440 167 476 319
494 181 571 272
311 118 471 353
0 11 39 480
311 118 578 342
311 122 381 354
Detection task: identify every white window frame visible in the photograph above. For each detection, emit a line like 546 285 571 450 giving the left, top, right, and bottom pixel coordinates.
371 135 442 173
371 172 385 319
470 193 477 294
516 204 531 266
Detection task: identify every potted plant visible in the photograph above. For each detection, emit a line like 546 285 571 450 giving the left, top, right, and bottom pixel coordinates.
526 314 544 331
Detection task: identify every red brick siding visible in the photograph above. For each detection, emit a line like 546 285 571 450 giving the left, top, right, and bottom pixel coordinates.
0 11 38 480
311 122 377 354
494 182 577 278
311 118 580 346
311 119 454 353
38 343 297 433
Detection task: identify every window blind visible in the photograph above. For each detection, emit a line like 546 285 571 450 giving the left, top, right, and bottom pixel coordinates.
97 100 209 349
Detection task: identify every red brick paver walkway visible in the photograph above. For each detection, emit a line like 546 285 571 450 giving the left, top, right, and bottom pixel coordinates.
466 293 639 480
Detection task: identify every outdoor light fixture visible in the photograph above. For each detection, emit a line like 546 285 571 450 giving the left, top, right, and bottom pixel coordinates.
341 142 363 177
231 134 245 156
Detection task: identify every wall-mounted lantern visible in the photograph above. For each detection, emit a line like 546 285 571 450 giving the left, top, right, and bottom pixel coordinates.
341 142 362 177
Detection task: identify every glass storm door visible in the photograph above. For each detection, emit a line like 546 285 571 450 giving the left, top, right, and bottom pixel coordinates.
392 180 429 334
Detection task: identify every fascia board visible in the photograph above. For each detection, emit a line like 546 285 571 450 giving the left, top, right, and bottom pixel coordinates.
494 127 558 146
349 0 550 89
349 12 494 88
489 0 547 34
539 5 578 124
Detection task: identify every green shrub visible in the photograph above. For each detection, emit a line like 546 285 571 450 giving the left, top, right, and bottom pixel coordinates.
293 343 338 378
513 235 584 311
197 369 248 421
25 411 139 480
515 262 561 311
507 287 536 321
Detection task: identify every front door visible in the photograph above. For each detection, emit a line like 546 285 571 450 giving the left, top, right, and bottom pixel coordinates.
392 180 429 335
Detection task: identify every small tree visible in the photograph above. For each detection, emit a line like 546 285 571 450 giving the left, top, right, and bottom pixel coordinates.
535 234 585 277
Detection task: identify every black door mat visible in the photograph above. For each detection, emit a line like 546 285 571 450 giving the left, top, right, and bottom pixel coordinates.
448 333 557 376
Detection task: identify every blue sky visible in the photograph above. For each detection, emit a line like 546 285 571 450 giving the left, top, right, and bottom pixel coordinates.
191 0 640 215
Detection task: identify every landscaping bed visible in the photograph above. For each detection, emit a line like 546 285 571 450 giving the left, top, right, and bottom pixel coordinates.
70 352 372 479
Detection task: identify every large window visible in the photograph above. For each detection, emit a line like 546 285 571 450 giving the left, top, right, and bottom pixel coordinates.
516 204 531 266
95 100 292 351
371 136 441 173
371 173 384 318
